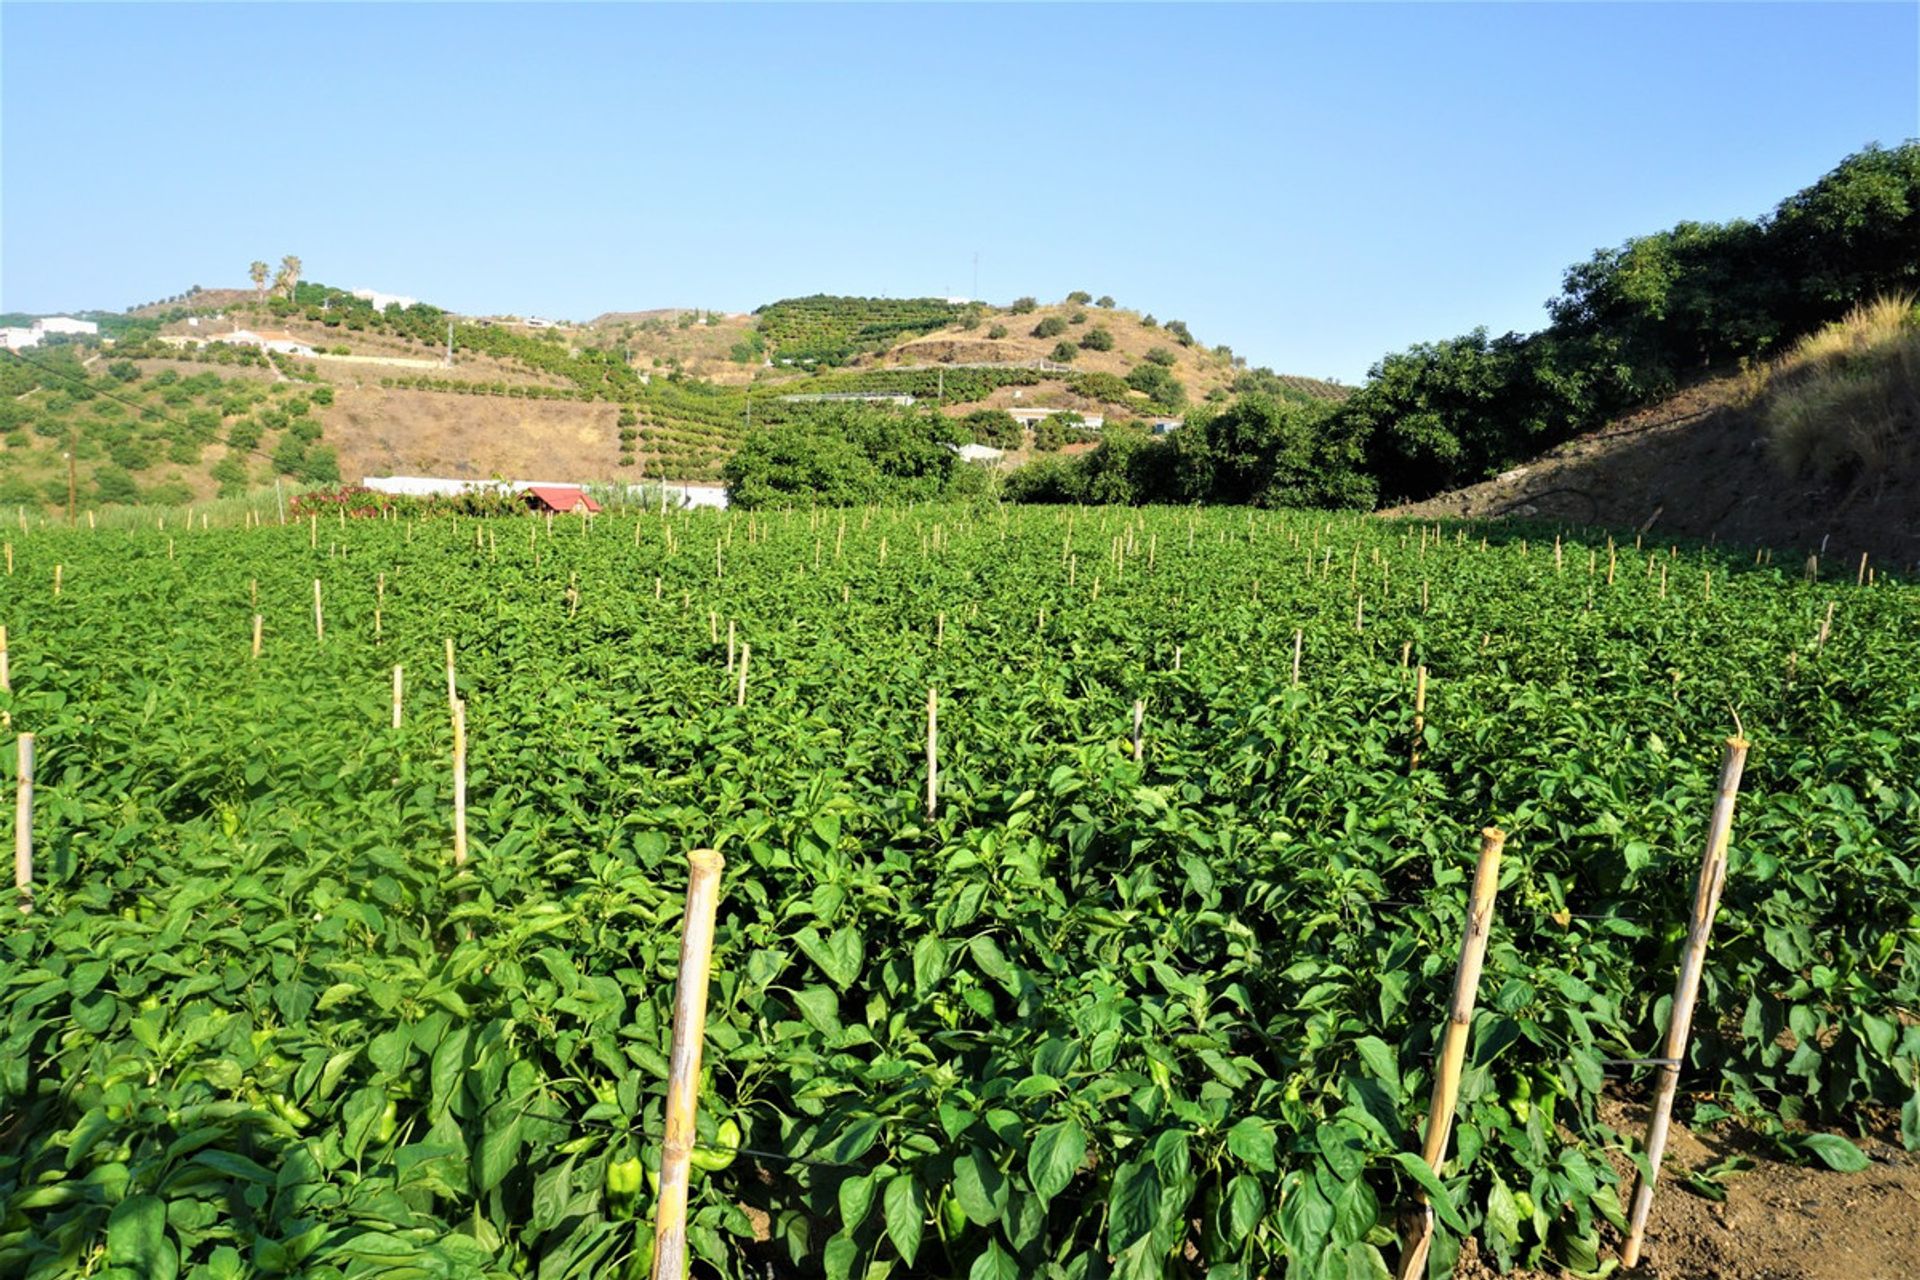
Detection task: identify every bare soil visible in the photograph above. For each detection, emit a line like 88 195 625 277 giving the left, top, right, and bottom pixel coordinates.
1457 1101 1920 1280
1385 374 1920 574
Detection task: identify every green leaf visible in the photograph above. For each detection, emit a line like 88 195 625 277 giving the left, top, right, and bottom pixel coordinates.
107 1195 177 1280
1485 1174 1522 1246
1027 1118 1087 1202
1386 1153 1466 1232
1225 1173 1265 1242
838 1172 876 1233
796 924 865 990
1351 1036 1400 1096
883 1173 925 1266
1797 1133 1870 1172
912 935 949 997
969 1237 1020 1280
1225 1117 1277 1172
954 1147 1009 1225
1107 1157 1160 1253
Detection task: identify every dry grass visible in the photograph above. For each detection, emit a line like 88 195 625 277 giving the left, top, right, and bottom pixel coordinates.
1764 295 1920 483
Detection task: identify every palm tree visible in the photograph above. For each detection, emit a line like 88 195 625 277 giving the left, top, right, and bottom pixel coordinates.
249 260 269 302
277 254 302 301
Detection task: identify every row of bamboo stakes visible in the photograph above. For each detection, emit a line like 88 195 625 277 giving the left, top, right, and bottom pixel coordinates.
635 735 1753 1280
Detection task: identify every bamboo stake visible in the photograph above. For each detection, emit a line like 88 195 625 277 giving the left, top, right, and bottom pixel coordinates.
445 639 457 707
14 734 33 915
392 665 404 728
0 627 9 693
936 611 945 648
1857 551 1868 586
1815 600 1835 652
1621 737 1750 1268
1131 699 1145 763
251 614 263 660
726 620 736 672
1172 644 1181 673
1396 827 1506 1280
53 565 61 598
1292 629 1303 686
451 698 468 866
735 644 749 707
925 687 938 820
313 579 324 642
1410 665 1428 772
650 848 726 1280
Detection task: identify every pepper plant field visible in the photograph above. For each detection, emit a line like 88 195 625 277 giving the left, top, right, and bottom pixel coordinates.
1 506 1916 1280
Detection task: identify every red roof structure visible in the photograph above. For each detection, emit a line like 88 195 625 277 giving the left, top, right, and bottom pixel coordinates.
524 485 601 514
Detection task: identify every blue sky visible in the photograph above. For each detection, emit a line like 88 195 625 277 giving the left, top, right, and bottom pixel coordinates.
3 3 1914 381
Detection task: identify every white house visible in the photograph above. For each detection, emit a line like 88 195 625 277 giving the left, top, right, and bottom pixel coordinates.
213 329 316 357
1007 407 1104 430
954 443 1004 463
35 316 98 336
0 327 39 350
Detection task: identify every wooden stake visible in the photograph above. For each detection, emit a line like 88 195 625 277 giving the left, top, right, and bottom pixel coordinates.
936 611 945 648
392 664 404 728
1815 600 1836 652
925 687 938 820
445 638 457 706
1857 551 1869 586
53 565 61 598
0 627 9 694
726 620 736 672
735 644 749 707
1173 644 1181 673
650 848 726 1280
14 734 32 915
1621 737 1750 1268
1410 665 1428 772
1292 629 1303 686
1396 827 1506 1280
451 698 468 866
251 613 263 660
1131 699 1145 763
313 579 324 642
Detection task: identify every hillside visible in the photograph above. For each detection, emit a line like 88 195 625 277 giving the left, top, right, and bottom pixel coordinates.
0 286 1345 508
1386 299 1920 570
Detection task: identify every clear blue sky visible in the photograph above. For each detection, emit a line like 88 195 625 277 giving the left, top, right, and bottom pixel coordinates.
3 3 1914 381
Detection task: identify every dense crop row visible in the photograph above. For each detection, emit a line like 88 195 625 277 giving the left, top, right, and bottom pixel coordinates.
754 298 979 367
0 508 1914 1280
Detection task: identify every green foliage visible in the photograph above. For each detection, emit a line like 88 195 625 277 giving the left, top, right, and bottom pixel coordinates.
1032 317 1068 339
1071 372 1133 404
3 505 1906 1280
92 466 139 504
1080 326 1115 352
1066 291 1093 305
722 405 967 507
1144 347 1178 367
1096 295 1116 308
1009 297 1037 315
1164 319 1195 347
1031 412 1096 452
1126 362 1187 413
1049 341 1079 364
752 296 971 366
987 324 1008 340
1346 143 1920 503
961 409 1022 450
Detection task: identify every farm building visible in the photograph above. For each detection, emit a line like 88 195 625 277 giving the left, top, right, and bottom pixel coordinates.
0 327 38 350
523 485 602 515
35 316 98 336
212 329 317 357
1007 407 1104 431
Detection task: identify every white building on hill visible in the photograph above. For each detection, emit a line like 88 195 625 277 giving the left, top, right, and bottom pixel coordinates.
1 317 100 349
36 316 98 336
352 288 420 311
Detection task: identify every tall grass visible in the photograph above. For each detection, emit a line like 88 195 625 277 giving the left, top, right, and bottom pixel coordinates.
1765 295 1920 483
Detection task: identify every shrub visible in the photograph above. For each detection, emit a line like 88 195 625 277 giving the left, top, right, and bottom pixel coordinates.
1145 347 1178 367
1141 314 1157 328
1009 297 1037 315
1068 310 1087 326
1050 341 1080 363
1002 453 1086 502
298 445 341 484
1165 319 1195 346
987 324 1008 340
107 361 141 382
310 386 335 406
211 455 249 496
961 408 1022 449
146 479 194 506
1032 317 1067 339
1066 291 1092 305
1096 295 1115 308
1081 326 1115 352
1071 371 1131 403
93 467 139 505
1126 362 1187 411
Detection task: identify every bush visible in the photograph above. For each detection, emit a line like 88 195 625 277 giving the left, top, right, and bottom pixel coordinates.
1081 326 1115 352
1009 297 1037 315
310 386 335 406
107 361 140 383
93 467 140 505
1126 362 1187 412
1068 310 1087 326
1096 295 1115 308
271 436 308 476
1032 317 1067 339
1165 319 1195 346
987 324 1008 340
1050 341 1079 363
1071 371 1132 403
1002 454 1085 502
146 480 193 507
1144 347 1178 367
1032 411 1093 451
211 456 249 496
961 408 1022 449
1066 291 1092 305
298 445 341 484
